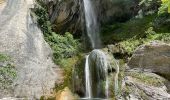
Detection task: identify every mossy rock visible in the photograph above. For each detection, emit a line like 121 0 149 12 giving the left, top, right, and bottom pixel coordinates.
128 41 170 80
0 53 17 96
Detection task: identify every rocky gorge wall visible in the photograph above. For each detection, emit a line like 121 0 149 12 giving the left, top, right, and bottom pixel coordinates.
46 0 140 35
0 0 62 99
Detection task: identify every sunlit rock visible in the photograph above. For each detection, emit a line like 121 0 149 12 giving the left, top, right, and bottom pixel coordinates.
128 41 170 80
0 0 62 98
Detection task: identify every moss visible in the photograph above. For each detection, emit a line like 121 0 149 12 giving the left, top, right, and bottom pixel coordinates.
55 54 84 93
0 53 17 90
0 54 10 62
139 89 149 100
124 85 133 95
126 71 165 87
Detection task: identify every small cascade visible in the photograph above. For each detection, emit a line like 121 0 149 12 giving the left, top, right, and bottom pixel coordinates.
105 63 109 99
84 50 109 99
114 60 120 97
85 55 92 98
82 0 119 99
83 0 101 49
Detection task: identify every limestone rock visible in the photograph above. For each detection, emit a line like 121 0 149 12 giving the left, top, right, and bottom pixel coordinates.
46 0 139 35
49 0 83 35
128 41 170 80
0 0 62 98
119 69 170 100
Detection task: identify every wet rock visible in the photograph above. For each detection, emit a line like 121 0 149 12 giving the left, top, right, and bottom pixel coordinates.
128 41 170 80
87 49 118 98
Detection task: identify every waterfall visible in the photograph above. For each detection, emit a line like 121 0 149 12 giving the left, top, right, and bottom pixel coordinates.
84 50 110 99
105 58 109 99
83 0 101 49
85 55 92 98
82 0 119 99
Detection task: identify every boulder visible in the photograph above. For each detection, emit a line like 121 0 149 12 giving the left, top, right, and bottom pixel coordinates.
128 41 170 80
87 49 119 98
119 69 170 100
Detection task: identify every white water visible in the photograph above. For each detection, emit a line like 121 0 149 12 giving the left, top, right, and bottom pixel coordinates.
85 55 92 98
82 0 119 99
84 50 110 99
83 0 101 49
104 55 109 99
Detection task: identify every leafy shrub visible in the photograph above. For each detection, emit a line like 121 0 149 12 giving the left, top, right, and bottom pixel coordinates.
139 0 160 16
0 54 16 90
158 0 170 14
48 32 80 63
118 27 170 55
0 54 10 62
33 0 81 64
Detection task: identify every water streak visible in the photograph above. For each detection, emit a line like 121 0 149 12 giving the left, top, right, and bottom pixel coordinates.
83 0 101 49
85 55 92 98
85 50 109 99
114 60 120 97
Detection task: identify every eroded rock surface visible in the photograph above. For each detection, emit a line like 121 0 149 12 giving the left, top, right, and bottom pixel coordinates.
0 0 62 98
119 69 170 100
128 41 170 80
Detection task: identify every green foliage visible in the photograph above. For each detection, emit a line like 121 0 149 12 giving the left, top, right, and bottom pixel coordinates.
138 0 160 16
48 32 80 63
55 55 84 92
158 0 170 14
0 54 16 90
117 27 170 55
0 54 10 62
33 0 52 36
101 15 156 44
33 0 81 64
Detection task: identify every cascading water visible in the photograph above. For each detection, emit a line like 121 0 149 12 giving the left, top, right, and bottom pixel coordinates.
83 0 101 49
83 0 108 98
85 55 92 98
82 0 119 99
114 60 120 97
84 50 109 99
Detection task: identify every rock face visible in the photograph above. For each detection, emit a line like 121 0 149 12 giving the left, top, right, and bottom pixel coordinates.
128 41 170 80
48 0 83 35
46 0 139 35
0 0 62 99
